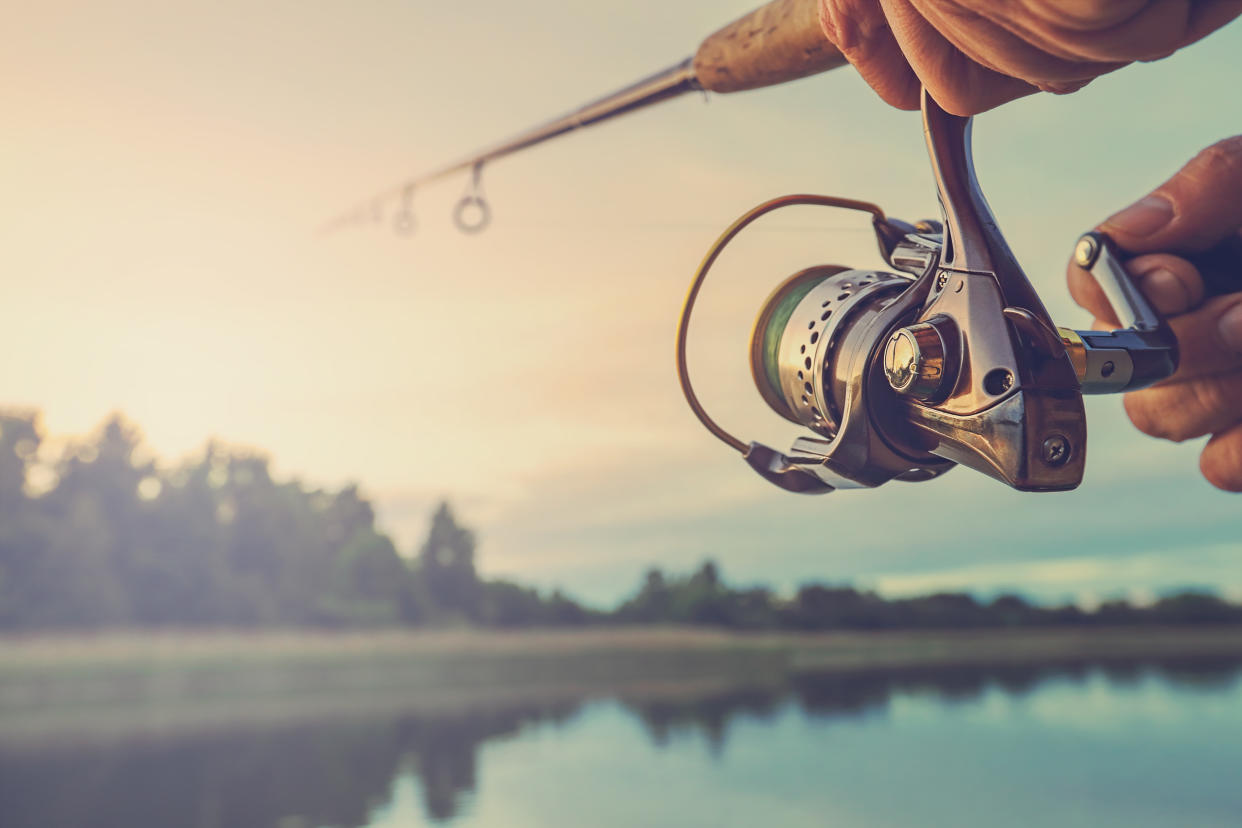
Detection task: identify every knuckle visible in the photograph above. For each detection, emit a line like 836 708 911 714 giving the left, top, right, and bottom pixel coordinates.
818 1 845 45
818 0 875 52
1192 137 1242 185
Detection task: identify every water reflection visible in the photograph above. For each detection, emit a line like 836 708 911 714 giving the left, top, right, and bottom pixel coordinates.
627 657 1242 757
0 701 582 827
1 657 1239 828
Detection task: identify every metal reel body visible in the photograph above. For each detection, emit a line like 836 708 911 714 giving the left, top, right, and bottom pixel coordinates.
889 267 1086 491
678 89 1179 497
747 253 1089 492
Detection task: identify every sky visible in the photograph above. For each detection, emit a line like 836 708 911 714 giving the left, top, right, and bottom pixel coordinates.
3 0 1241 607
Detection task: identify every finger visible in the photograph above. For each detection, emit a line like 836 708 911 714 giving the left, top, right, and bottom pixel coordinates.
1200 421 1242 492
910 0 1128 89
1067 253 1205 327
975 1 1242 64
1100 136 1242 254
1183 0 1242 42
879 0 1037 115
1127 253 1207 315
820 0 923 110
1160 292 1242 381
1123 372 1242 443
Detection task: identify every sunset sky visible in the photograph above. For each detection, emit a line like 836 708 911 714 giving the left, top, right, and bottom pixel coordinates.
4 0 1241 606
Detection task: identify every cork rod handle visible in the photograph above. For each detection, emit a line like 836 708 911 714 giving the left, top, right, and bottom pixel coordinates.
693 0 848 94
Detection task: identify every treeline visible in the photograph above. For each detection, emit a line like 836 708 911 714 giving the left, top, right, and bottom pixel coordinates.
1 411 1239 631
615 561 1242 630
0 411 590 630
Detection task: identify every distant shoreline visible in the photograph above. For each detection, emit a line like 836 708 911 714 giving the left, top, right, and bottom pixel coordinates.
6 625 1242 681
4 627 1241 746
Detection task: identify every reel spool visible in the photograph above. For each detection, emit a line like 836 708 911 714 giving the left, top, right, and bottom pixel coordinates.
750 265 910 437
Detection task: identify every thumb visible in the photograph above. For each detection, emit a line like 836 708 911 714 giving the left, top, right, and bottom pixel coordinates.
1101 136 1242 254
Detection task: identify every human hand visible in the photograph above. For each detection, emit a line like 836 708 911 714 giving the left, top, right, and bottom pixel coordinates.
1067 137 1242 491
818 1 1242 115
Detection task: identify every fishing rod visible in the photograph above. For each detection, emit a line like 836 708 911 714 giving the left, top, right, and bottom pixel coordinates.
320 0 845 236
327 2 1234 494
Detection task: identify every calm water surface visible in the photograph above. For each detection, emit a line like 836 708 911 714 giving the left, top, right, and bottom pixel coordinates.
3 660 1241 827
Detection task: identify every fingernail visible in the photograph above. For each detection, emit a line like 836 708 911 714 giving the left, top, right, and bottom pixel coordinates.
1104 195 1174 236
1137 268 1189 313
1218 304 1242 352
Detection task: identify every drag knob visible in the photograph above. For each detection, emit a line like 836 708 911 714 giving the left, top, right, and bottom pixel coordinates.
883 318 956 402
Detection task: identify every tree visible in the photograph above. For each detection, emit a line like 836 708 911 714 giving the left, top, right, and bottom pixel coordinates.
323 529 412 626
416 502 479 620
615 567 672 623
0 412 47 627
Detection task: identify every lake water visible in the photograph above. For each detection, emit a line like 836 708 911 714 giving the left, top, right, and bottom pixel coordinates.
3 659 1241 827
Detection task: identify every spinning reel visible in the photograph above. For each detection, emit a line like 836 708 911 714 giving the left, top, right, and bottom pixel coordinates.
677 91 1178 494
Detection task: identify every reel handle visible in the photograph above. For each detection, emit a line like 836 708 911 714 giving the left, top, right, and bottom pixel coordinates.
1061 231 1178 394
1060 231 1242 394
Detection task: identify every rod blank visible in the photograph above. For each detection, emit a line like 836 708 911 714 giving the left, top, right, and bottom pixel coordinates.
322 0 847 235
